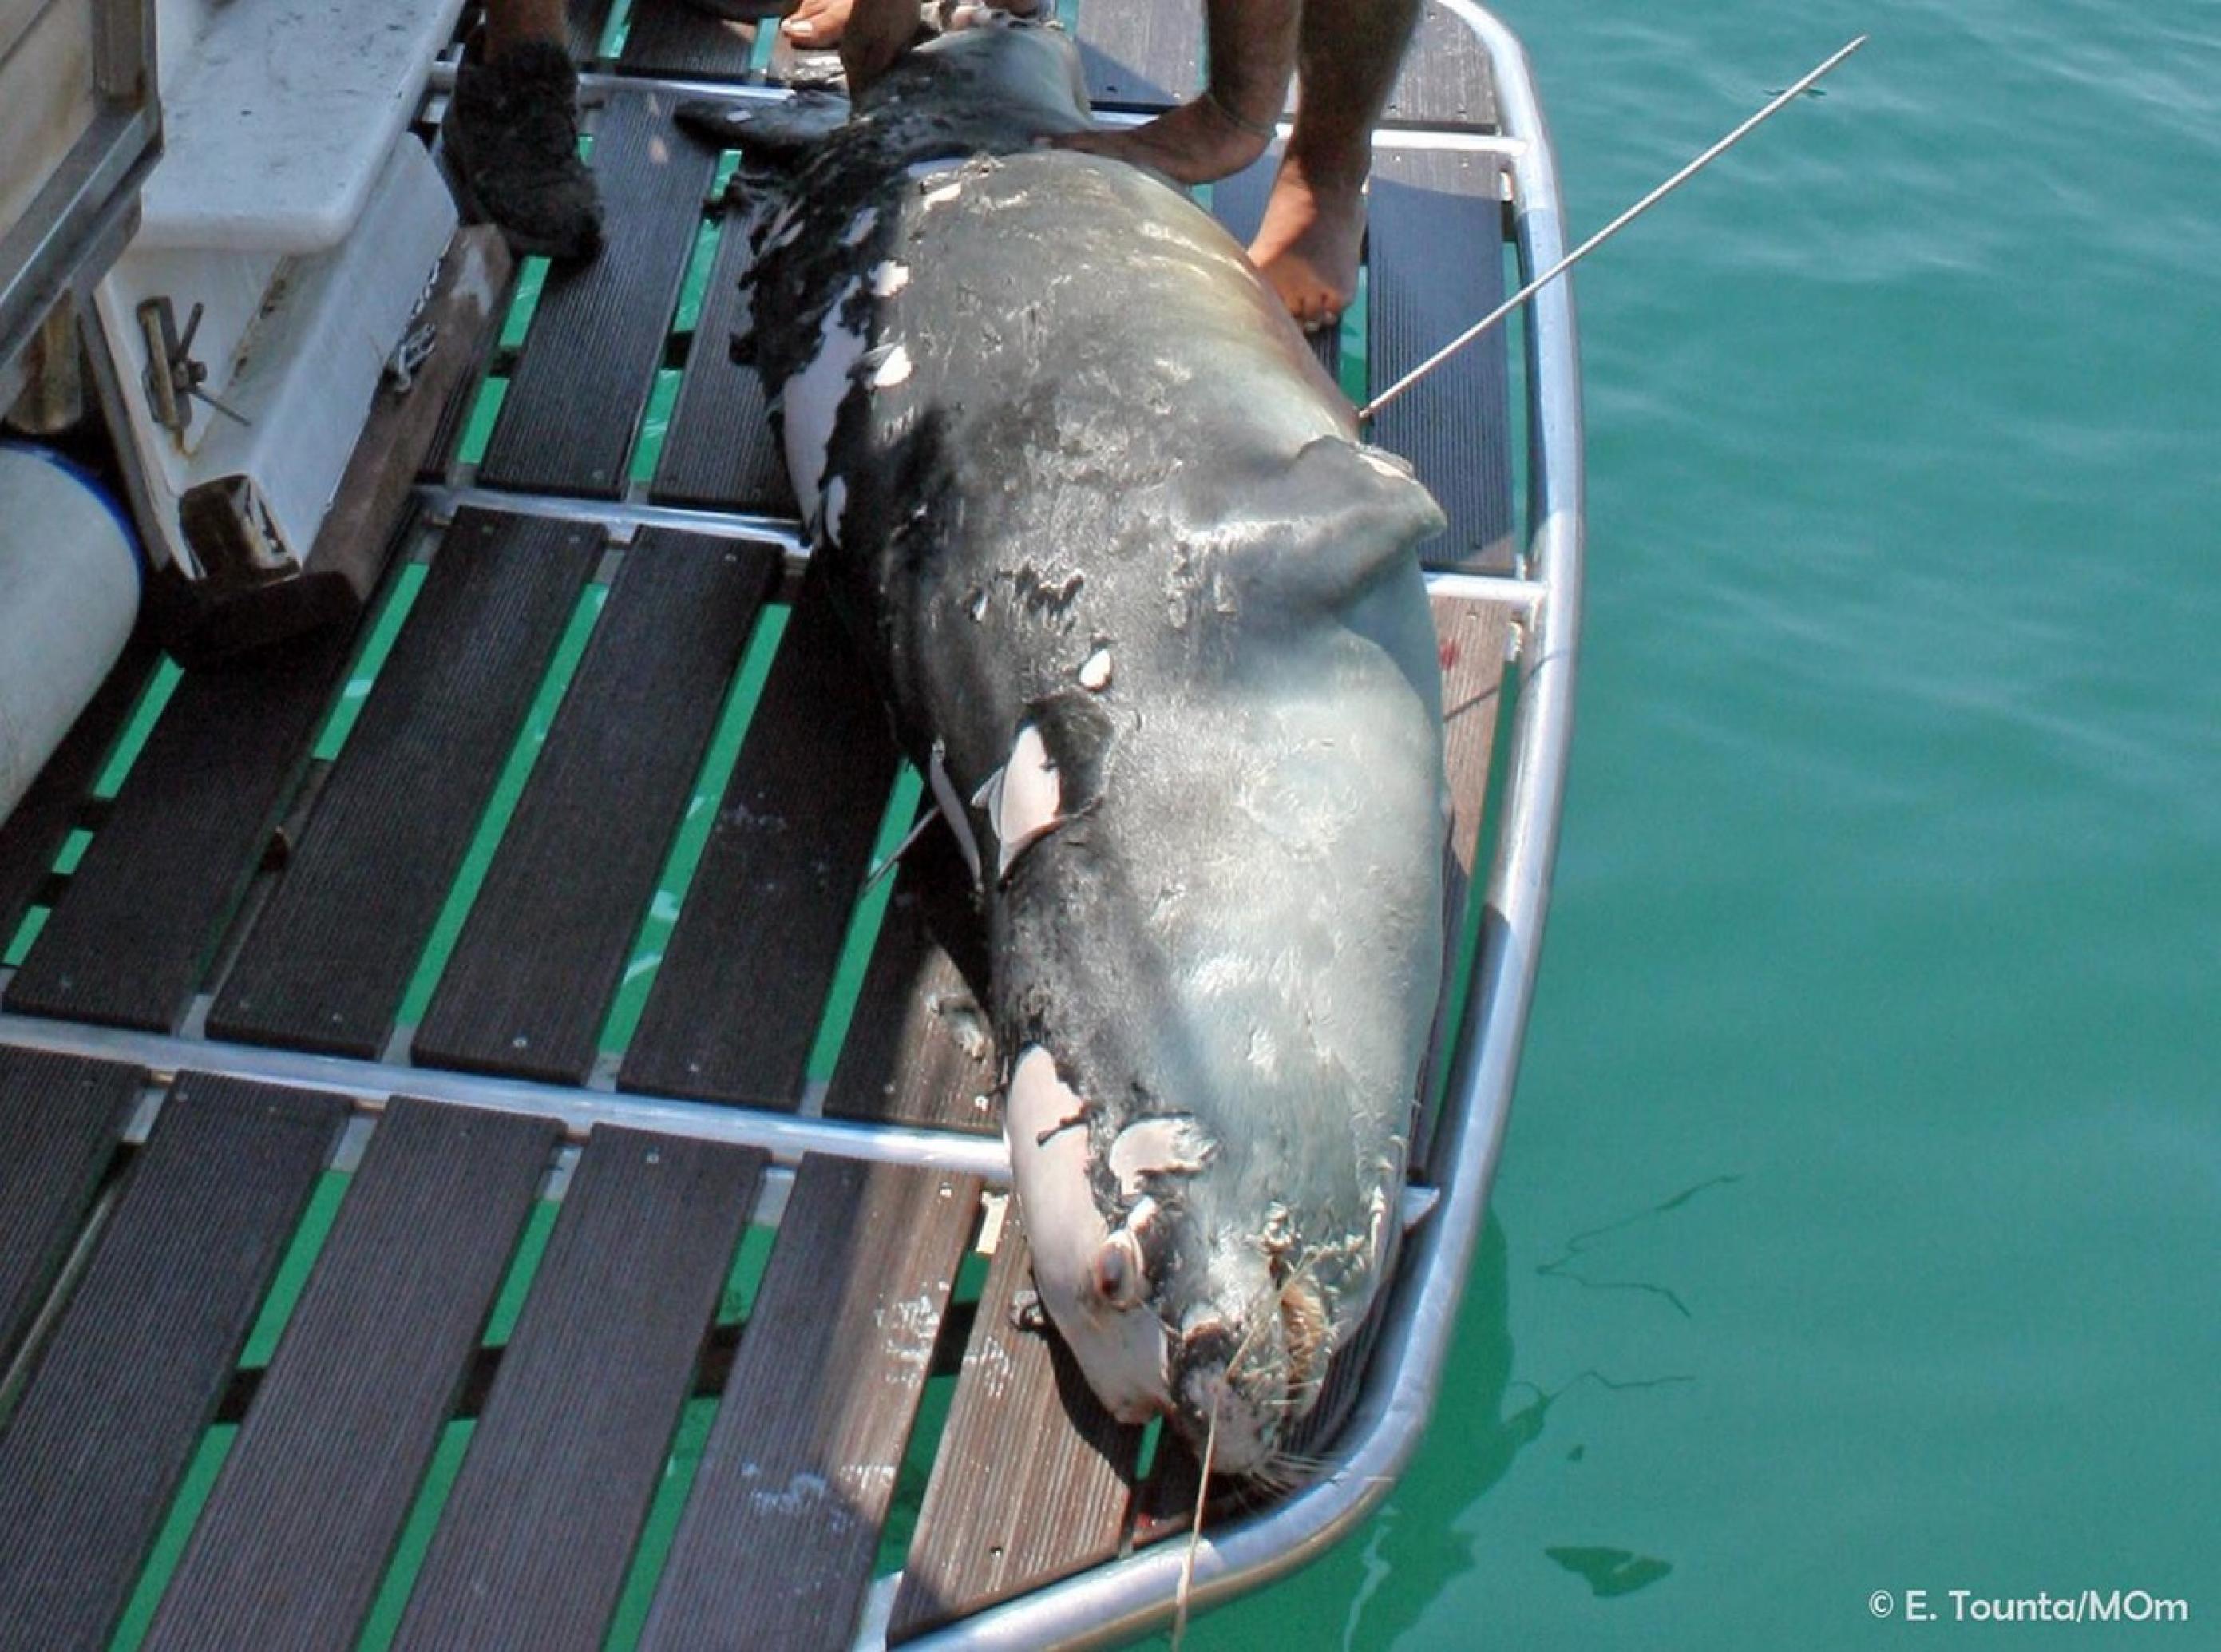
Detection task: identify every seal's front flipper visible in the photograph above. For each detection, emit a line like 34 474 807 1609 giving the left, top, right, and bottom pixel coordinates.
1198 436 1448 625
673 92 852 164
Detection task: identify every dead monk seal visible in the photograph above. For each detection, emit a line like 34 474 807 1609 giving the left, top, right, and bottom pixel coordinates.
699 22 1447 1476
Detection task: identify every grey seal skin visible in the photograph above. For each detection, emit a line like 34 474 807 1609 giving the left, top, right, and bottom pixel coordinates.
709 22 1447 1476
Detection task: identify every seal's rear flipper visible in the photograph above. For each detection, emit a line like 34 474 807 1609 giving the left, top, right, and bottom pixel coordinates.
673 92 852 164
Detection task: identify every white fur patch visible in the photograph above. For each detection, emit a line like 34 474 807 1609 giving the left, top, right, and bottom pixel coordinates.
1005 1048 1169 1423
779 277 865 521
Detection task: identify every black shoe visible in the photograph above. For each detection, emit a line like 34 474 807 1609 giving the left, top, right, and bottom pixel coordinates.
443 40 604 263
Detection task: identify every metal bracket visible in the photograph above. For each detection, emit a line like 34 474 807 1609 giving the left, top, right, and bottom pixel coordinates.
135 295 251 438
383 320 438 394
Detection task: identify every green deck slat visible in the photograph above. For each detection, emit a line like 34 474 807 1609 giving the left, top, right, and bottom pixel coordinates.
140 1101 557 1652
1382 0 1502 132
1076 0 1200 109
887 1208 1144 1642
639 1156 981 1651
650 212 796 515
619 584 901 1108
476 93 721 498
413 531 783 1083
389 1127 762 1652
0 637 157 941
566 0 617 61
207 509 601 1059
0 1074 345 1652
5 630 358 1031
0 1048 141 1365
1366 148 1515 573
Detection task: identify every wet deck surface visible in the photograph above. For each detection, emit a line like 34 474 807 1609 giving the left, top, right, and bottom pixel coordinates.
0 4 1522 1644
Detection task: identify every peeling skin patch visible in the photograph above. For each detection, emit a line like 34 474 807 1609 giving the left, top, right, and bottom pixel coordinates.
778 277 865 521
822 474 848 546
983 721 1064 880
871 344 913 389
1004 1047 1170 1422
1078 646 1113 691
870 260 911 297
841 206 879 247
1108 1115 1215 1198
921 178 964 209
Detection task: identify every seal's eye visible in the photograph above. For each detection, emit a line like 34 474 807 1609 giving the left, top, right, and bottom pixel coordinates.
1091 1230 1146 1309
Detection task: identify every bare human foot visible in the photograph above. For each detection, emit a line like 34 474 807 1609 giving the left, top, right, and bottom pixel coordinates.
1248 149 1365 331
780 0 848 47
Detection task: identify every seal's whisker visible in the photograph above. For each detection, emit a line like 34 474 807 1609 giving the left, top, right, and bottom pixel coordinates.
1172 1391 1220 1651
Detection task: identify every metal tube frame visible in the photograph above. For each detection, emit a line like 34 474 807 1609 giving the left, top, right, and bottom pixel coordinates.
0 3 1575 1640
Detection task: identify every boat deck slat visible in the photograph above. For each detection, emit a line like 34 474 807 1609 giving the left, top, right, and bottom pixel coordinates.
1414 593 1514 1171
140 1099 558 1652
0 1049 141 1365
889 1207 1144 1642
652 207 798 514
389 1126 766 1651
1076 0 1201 111
1369 147 1517 575
824 841 998 1137
477 91 720 498
413 529 782 1084
0 637 156 941
0 1075 345 1652
617 6 767 79
1388 1 1503 132
641 1155 983 1651
5 630 357 1032
619 584 903 1108
207 509 602 1060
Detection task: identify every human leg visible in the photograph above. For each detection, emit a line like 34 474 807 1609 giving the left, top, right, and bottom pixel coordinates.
445 0 604 262
1248 0 1419 328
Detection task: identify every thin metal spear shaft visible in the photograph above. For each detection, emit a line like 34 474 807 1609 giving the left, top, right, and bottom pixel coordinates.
1357 34 1868 425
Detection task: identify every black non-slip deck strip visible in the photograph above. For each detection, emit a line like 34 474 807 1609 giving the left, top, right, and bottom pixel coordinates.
476 91 719 497
390 1127 762 1652
618 4 764 77
0 1074 344 1652
889 1210 1143 1642
639 1156 980 1652
6 628 357 1031
414 533 782 1084
1383 0 1501 131
0 1049 141 1366
1209 149 1340 381
1367 148 1516 574
822 837 997 1135
619 586 900 1107
567 0 616 61
0 636 156 941
1078 0 1201 110
208 509 600 1059
651 212 795 514
141 1101 558 1652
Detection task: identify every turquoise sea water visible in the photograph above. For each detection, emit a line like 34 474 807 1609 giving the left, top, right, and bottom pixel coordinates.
1187 2 2221 1646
